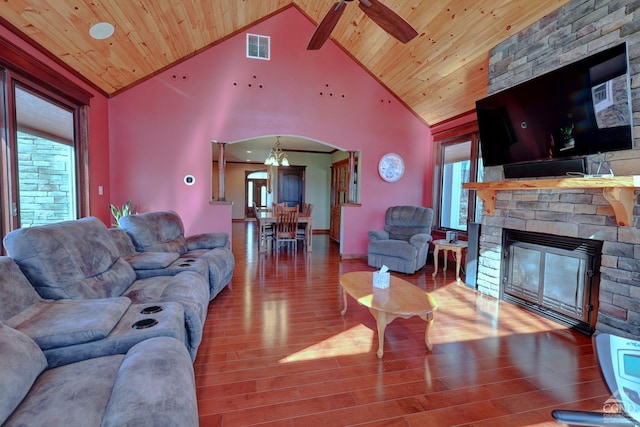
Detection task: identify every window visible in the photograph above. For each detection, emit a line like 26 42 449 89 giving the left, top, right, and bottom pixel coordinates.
592 80 613 113
15 86 77 227
441 141 471 230
432 123 483 233
1 37 91 236
246 34 270 60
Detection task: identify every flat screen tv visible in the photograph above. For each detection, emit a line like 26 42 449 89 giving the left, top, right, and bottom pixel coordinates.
477 43 633 171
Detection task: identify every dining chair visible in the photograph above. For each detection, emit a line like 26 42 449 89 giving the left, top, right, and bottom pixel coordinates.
296 203 313 248
274 205 299 252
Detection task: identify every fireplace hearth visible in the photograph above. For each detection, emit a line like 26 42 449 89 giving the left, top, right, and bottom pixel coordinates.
501 229 602 335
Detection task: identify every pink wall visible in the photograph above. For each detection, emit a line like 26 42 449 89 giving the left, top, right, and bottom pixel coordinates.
108 8 433 255
0 24 112 226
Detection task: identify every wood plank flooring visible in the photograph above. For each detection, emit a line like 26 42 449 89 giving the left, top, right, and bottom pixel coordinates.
194 222 611 426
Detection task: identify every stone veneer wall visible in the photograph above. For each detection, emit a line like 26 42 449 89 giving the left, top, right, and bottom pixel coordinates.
478 0 640 337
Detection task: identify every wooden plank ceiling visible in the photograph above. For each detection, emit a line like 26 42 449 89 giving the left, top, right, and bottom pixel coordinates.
2 0 570 126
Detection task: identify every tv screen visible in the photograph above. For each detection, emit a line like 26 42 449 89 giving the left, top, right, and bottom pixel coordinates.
477 43 633 168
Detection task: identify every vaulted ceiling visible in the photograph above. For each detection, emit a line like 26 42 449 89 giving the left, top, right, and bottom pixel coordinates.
2 1 569 126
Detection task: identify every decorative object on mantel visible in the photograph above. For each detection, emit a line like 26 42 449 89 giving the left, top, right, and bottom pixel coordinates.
264 136 289 167
463 175 640 226
378 152 405 182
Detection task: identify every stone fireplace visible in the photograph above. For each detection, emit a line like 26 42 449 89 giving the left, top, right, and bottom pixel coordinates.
475 0 640 338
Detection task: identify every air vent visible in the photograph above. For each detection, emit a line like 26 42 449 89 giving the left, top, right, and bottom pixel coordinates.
247 34 270 60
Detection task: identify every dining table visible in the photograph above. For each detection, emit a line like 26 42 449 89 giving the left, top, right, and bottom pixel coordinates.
254 208 313 253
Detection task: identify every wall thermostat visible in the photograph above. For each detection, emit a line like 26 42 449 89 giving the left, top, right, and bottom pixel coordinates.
184 175 196 186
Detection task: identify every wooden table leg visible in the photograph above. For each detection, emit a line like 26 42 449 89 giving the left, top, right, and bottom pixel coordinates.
423 314 434 351
369 309 396 358
340 285 347 316
443 249 448 272
258 222 267 253
306 220 313 252
369 309 384 358
455 248 462 281
431 246 440 277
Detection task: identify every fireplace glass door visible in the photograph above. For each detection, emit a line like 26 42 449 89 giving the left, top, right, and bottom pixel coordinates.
502 230 601 334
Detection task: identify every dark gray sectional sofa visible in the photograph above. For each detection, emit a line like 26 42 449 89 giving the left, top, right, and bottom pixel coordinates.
118 210 235 299
0 325 198 427
0 211 235 426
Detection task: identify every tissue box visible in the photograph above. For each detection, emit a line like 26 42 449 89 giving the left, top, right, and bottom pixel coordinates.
373 271 390 289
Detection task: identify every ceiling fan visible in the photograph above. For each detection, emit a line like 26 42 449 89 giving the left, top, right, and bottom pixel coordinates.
307 0 418 50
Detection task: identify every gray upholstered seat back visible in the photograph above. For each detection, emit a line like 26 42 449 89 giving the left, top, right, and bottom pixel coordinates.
384 206 433 241
3 217 136 300
0 257 42 322
119 211 188 255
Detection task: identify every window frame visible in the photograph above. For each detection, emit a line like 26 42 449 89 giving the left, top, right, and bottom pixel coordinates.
0 36 91 237
432 121 481 236
246 33 270 60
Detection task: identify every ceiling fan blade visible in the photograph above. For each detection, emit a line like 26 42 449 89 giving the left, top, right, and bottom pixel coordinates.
358 0 418 43
307 2 347 50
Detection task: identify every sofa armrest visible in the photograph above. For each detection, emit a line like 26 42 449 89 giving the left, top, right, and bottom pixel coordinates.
102 337 198 427
367 230 389 241
186 232 229 250
409 233 433 248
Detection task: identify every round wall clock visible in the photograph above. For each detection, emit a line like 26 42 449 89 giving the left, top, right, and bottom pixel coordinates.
378 153 405 182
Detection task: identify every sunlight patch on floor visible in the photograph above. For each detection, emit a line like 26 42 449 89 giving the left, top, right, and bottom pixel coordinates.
427 282 571 345
278 324 374 363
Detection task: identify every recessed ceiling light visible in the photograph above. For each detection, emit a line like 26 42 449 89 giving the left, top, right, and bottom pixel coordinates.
89 22 115 40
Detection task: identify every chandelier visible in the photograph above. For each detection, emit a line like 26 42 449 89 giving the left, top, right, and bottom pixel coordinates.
264 136 289 166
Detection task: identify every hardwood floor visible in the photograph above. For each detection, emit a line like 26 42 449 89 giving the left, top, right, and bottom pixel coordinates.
194 222 610 426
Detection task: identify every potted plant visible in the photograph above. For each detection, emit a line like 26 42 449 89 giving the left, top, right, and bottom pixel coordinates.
109 200 138 227
559 123 575 151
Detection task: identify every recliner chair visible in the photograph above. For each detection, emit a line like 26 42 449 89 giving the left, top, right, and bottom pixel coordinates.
367 206 434 274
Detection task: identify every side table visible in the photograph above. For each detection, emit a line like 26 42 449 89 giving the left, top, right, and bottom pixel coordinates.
431 239 468 282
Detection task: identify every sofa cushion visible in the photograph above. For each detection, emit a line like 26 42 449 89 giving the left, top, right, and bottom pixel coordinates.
0 256 42 322
4 353 124 427
368 239 417 261
3 217 136 299
119 211 188 255
108 227 137 257
5 297 131 350
384 206 433 241
0 323 48 425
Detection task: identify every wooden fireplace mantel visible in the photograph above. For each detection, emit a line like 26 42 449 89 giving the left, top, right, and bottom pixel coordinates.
463 175 640 226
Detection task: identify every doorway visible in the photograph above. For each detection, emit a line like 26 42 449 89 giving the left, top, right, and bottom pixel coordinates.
245 170 269 218
278 166 305 209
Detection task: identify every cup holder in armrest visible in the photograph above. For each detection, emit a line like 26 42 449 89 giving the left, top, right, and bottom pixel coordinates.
141 305 163 314
132 318 158 329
